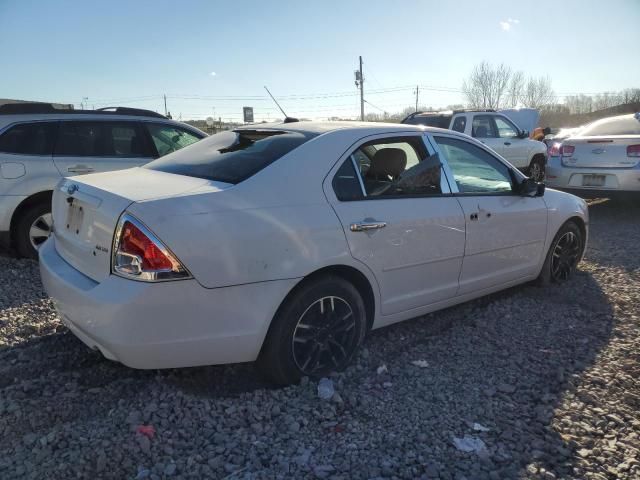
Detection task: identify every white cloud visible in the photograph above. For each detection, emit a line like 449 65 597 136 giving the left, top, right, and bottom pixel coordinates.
500 18 520 31
210 71 217 77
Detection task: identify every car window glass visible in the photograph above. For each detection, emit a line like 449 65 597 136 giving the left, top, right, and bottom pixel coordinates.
346 137 442 197
495 117 518 138
332 156 363 201
471 115 497 138
435 136 512 194
146 124 201 157
452 116 466 133
0 122 57 155
54 122 150 157
580 116 640 136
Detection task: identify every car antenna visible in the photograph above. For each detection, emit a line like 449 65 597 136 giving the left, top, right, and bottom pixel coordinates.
264 86 299 123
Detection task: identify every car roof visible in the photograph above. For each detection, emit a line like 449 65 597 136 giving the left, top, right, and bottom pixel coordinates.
236 120 449 136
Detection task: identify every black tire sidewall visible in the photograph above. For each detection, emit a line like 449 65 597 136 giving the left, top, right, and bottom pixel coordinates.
530 157 545 182
539 221 583 285
15 203 51 259
259 276 367 385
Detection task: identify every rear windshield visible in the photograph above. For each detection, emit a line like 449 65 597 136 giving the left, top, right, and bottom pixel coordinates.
580 116 640 136
403 115 450 128
145 129 317 184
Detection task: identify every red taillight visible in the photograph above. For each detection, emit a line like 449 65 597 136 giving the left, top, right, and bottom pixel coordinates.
548 142 561 157
120 221 174 271
561 145 575 157
627 144 640 157
112 214 190 281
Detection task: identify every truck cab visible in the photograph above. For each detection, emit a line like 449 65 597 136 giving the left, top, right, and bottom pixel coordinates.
402 109 547 181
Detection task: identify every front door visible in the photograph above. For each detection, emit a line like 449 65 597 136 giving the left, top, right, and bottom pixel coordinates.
325 134 466 317
432 134 547 294
494 115 529 168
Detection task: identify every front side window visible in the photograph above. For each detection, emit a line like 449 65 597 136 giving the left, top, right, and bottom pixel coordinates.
54 122 151 157
580 115 640 136
333 136 442 199
146 124 202 157
452 116 466 133
146 129 316 184
435 136 513 194
471 115 497 138
0 122 57 155
494 116 518 138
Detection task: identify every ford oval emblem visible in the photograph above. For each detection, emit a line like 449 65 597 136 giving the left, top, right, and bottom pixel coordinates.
66 184 78 195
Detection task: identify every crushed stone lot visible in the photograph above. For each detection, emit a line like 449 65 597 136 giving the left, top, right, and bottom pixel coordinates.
0 200 638 480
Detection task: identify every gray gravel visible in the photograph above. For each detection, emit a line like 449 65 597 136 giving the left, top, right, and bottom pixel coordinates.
1 199 638 480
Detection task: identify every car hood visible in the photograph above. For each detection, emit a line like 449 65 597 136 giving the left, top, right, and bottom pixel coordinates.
499 108 540 134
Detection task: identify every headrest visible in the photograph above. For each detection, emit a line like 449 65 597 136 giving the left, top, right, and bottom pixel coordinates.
474 125 488 137
368 148 407 179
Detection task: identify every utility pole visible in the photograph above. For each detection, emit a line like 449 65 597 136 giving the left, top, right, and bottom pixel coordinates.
414 85 419 112
163 94 168 116
354 57 364 121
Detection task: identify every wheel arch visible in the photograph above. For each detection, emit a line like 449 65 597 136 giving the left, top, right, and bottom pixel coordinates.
9 190 53 245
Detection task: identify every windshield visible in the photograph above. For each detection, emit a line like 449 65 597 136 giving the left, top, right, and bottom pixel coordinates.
145 129 317 184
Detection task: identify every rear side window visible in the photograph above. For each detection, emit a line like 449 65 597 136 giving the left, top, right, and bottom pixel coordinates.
146 129 317 184
54 122 152 157
580 116 640 136
146 124 202 157
403 115 450 128
0 122 57 155
451 116 466 133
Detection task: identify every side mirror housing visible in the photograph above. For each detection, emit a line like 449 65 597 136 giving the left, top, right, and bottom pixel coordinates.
519 177 545 197
519 130 530 139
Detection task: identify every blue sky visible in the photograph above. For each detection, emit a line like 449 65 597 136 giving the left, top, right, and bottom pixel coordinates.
1 0 638 121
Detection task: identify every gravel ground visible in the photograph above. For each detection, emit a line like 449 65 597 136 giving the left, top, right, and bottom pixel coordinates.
0 199 638 480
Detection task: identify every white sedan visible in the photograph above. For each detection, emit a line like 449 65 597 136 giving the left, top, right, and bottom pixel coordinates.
40 122 588 384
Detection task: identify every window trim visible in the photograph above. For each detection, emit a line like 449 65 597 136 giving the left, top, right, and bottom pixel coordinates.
328 132 454 202
428 132 526 197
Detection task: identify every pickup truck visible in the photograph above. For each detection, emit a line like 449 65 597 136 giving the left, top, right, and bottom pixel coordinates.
402 109 547 181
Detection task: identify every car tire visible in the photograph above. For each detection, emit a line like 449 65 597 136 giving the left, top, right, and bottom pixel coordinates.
528 156 546 182
258 275 368 385
536 220 584 286
14 202 53 259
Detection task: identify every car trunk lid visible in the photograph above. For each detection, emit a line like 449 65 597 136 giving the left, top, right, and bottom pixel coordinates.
562 136 640 168
51 168 231 283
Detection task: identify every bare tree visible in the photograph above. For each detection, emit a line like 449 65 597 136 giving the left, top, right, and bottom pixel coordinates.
520 76 555 109
462 61 512 109
507 71 524 108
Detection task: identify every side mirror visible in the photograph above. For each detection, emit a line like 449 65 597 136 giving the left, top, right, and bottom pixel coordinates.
519 177 544 197
519 130 530 139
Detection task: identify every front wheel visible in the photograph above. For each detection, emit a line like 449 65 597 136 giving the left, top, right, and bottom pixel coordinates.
528 156 546 182
258 276 368 385
537 221 584 286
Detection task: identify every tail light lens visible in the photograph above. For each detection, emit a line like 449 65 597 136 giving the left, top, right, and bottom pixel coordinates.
112 213 190 282
560 145 575 157
627 145 640 157
548 142 561 157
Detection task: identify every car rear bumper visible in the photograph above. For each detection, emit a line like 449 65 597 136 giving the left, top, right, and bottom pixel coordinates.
39 236 299 369
546 158 640 195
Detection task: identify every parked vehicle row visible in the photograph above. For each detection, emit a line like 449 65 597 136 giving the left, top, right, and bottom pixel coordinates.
545 113 640 197
402 108 548 182
0 104 206 258
40 121 588 385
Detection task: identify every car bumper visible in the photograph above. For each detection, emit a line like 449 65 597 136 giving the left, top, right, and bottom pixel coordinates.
546 158 640 196
39 237 299 369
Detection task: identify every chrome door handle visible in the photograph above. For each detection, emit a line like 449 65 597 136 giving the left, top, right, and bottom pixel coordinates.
350 221 387 232
68 165 94 174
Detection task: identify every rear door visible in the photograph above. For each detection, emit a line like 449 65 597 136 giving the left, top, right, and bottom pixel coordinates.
52 121 155 176
325 133 466 318
432 134 547 294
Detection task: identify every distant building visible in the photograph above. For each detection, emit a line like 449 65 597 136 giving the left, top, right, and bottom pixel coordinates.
0 98 74 109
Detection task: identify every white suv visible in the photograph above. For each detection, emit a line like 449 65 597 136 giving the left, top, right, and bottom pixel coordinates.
0 104 206 258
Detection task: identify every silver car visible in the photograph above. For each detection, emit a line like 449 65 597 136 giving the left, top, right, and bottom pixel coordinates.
546 113 640 198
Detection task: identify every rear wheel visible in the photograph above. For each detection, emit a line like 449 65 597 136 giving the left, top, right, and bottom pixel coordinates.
528 156 545 182
15 203 52 259
537 221 584 286
258 276 368 385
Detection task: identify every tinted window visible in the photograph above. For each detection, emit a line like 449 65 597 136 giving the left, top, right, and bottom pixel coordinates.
403 115 450 128
580 116 640 136
435 136 512 194
347 137 442 197
146 129 316 184
495 117 518 138
452 116 466 133
472 115 497 138
146 124 202 157
0 122 57 155
55 122 151 157
332 157 363 201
